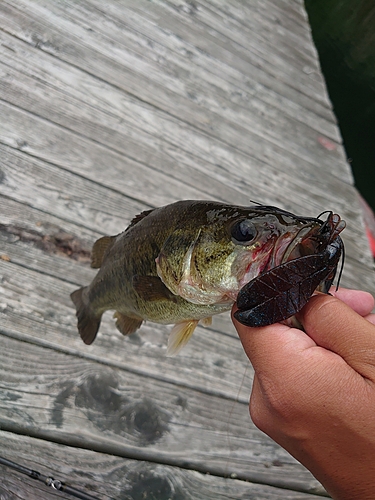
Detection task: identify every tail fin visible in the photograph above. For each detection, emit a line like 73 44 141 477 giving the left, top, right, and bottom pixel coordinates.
70 287 102 345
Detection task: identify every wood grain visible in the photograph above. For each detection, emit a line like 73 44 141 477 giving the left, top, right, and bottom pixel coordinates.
0 0 373 498
0 334 326 495
0 432 325 499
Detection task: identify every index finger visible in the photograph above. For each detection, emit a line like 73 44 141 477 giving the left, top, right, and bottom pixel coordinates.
298 294 375 380
330 287 374 316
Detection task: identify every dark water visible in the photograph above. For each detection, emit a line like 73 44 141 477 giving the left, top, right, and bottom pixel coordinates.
305 0 375 212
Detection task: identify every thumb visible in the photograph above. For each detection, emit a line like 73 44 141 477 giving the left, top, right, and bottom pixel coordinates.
299 294 375 381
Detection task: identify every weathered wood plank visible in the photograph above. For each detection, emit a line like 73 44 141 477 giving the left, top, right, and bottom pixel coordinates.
0 2 332 125
133 0 336 123
0 146 148 236
0 1 373 498
0 98 370 269
0 102 210 208
200 0 314 50
134 0 328 103
0 335 326 495
42 0 328 120
0 431 326 499
0 22 341 177
0 0 351 182
161 0 318 75
0 57 248 207
68 0 341 141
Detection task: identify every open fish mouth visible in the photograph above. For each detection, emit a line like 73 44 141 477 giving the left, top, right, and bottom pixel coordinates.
280 212 346 265
281 225 322 263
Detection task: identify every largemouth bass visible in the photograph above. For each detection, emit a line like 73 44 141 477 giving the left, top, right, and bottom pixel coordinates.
71 200 345 355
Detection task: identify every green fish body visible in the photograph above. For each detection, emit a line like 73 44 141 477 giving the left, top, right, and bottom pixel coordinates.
71 200 323 354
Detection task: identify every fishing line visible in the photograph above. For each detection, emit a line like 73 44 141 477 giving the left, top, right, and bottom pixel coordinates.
316 210 333 220
336 241 345 291
225 360 250 477
249 202 328 225
0 455 100 500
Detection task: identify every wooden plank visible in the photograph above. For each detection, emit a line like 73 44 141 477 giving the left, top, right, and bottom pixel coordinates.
0 1 372 498
163 0 317 73
0 0 351 182
136 0 327 101
0 87 368 261
0 335 326 495
0 100 210 207
0 19 342 172
90 0 341 142
0 72 352 223
65 0 340 141
201 0 314 48
0 145 148 236
130 0 334 117
0 431 325 499
0 2 332 121
0 57 248 207
62 0 343 146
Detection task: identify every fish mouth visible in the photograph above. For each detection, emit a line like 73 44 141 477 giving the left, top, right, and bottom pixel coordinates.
238 212 346 291
280 225 322 264
279 213 346 265
257 225 322 275
262 225 320 271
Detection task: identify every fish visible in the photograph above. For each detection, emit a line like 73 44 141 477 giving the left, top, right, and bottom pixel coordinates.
70 200 345 355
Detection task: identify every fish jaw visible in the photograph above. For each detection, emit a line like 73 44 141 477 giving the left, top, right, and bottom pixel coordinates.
235 239 277 291
273 223 323 266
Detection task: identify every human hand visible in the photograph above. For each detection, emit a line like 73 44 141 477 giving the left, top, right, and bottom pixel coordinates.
232 288 375 500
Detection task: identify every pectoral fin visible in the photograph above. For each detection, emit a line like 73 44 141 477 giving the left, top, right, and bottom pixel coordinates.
113 311 143 335
132 275 178 303
166 320 199 356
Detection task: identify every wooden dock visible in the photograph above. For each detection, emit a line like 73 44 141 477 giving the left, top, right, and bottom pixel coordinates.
0 1 373 498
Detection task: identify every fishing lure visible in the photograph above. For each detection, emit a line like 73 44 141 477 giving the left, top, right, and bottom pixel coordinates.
234 212 345 327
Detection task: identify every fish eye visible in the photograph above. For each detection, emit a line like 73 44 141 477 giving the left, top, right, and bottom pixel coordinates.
231 219 257 245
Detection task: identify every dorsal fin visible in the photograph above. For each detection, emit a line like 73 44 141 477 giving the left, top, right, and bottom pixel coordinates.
91 235 117 268
126 208 154 231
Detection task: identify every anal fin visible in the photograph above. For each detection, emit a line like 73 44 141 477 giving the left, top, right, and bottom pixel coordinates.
113 311 143 336
166 320 199 357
